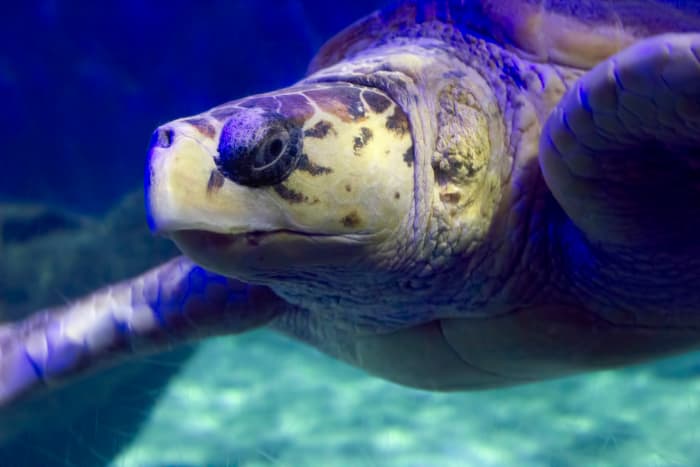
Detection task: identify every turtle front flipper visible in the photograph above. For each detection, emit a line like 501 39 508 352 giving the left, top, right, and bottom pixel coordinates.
0 256 287 407
540 33 700 248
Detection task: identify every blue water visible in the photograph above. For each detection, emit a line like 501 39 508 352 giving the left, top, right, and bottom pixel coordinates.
0 0 383 213
3 1 700 466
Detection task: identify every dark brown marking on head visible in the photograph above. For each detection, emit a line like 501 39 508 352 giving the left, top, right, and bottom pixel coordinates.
394 192 400 200
304 120 334 139
403 145 414 167
345 184 352 192
440 192 461 204
362 90 391 113
353 137 363 154
305 87 366 122
340 210 362 228
274 184 308 204
185 118 216 138
239 96 280 113
207 170 225 194
353 127 373 155
297 153 333 176
386 106 410 136
211 106 239 121
277 94 315 126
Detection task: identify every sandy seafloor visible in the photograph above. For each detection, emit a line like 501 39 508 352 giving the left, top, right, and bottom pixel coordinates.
110 331 700 467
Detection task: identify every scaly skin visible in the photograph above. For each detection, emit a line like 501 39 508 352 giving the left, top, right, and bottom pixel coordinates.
0 257 287 405
540 34 700 327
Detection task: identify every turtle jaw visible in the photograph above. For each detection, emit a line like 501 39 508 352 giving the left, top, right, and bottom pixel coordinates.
169 229 372 280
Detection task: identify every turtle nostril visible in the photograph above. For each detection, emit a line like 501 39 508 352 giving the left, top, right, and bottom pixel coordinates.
152 127 174 149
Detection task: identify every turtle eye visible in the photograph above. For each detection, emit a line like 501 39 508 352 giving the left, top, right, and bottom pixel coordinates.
255 131 288 170
217 113 303 187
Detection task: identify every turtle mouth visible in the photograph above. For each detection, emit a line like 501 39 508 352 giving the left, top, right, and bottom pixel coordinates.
170 228 330 248
169 227 374 277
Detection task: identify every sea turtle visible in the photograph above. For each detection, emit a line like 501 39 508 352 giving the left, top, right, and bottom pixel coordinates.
2 0 700 407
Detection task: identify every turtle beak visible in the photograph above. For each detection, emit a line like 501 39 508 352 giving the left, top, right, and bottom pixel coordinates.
144 121 289 236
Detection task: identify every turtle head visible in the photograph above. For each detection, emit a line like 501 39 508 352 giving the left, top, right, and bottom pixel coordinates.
146 84 415 280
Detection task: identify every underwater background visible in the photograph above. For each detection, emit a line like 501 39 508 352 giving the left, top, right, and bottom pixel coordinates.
2 1 700 466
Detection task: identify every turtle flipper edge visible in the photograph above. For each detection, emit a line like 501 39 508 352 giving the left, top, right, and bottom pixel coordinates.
540 33 700 248
0 256 287 407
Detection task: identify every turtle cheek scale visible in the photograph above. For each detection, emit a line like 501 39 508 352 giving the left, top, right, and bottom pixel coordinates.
276 85 415 243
